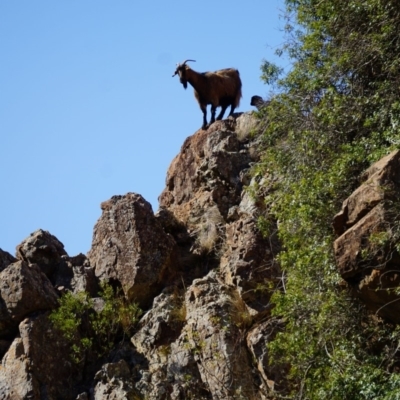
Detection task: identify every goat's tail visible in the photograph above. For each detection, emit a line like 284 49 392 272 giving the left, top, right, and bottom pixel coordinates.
234 70 242 108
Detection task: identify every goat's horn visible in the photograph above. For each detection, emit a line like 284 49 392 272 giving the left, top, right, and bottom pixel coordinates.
172 60 195 77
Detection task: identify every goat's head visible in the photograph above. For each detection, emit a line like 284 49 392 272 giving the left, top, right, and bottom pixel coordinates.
172 59 196 89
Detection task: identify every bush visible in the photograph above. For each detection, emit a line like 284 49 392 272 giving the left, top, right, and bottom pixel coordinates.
49 283 142 363
253 0 400 397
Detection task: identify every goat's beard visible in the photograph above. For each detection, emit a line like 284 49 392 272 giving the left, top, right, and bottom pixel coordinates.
180 80 188 89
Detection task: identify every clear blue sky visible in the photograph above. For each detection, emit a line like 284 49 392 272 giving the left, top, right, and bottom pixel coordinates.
1 0 287 257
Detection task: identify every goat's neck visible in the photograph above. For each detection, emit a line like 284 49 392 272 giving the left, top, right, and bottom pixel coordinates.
186 69 206 92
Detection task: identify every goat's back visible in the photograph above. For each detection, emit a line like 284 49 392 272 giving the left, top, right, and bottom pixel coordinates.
214 67 238 75
204 68 242 107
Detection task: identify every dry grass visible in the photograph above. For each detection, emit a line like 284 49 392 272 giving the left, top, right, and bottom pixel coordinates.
170 301 187 323
195 207 224 255
170 287 187 324
228 290 253 330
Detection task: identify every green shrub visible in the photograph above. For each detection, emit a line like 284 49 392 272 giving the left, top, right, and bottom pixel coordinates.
253 0 400 397
49 283 142 363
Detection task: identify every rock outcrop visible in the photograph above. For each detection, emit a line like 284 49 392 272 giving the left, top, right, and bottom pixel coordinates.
0 261 58 324
0 313 80 400
0 232 95 398
334 150 400 322
7 113 400 398
0 114 285 399
88 193 178 308
132 116 281 399
16 229 68 278
93 360 140 400
0 249 16 272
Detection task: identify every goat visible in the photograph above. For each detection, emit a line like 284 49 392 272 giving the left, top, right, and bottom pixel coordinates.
250 95 270 110
172 60 242 130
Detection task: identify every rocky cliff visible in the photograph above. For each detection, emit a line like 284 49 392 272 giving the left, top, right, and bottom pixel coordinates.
1 113 399 399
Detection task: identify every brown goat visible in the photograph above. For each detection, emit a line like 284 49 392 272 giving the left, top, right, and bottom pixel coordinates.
250 95 270 110
172 60 242 129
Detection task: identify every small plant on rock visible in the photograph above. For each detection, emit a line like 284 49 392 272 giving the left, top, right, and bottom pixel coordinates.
49 282 142 363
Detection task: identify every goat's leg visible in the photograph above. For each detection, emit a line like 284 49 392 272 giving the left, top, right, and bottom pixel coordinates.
201 105 208 130
216 105 229 120
228 104 236 116
210 105 217 125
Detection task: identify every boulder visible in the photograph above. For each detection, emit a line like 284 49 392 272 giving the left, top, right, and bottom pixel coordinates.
246 318 287 397
165 272 260 399
220 215 280 314
0 313 79 400
0 249 16 273
0 261 58 324
0 338 38 400
15 229 97 295
0 113 285 399
16 229 68 278
93 360 139 400
333 150 400 322
88 193 178 308
159 118 254 227
68 253 98 295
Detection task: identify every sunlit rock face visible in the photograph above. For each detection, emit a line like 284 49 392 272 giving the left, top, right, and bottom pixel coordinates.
0 113 285 399
88 192 179 308
334 150 400 323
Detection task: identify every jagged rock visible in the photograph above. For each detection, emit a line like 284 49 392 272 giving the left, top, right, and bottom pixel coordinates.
16 229 68 277
159 117 253 228
334 203 396 279
93 360 139 400
333 150 400 236
155 208 191 246
127 115 279 399
0 251 18 336
67 253 98 295
235 110 260 140
0 338 38 400
131 288 186 398
0 249 16 273
132 272 268 399
158 115 260 275
166 272 261 399
0 313 79 400
220 216 280 314
88 193 178 308
0 261 58 325
246 318 288 397
20 313 80 398
15 229 96 295
0 114 284 399
333 150 400 322
132 288 185 355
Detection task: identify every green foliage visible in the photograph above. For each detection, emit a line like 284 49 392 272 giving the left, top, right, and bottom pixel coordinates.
260 59 283 86
49 283 142 363
90 283 142 343
49 291 92 362
253 0 400 397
